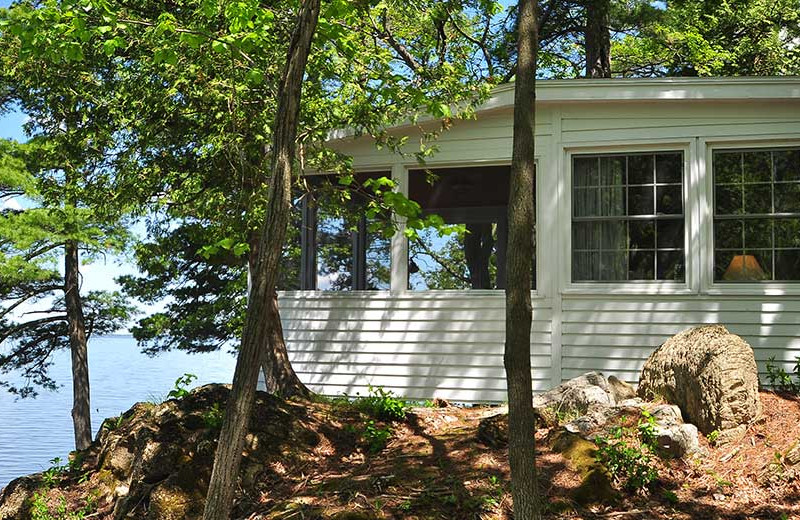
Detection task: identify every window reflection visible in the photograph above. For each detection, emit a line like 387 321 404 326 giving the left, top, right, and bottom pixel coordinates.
407 165 534 290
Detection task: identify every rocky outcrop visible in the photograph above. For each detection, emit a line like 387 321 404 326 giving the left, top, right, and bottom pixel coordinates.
0 476 38 520
0 385 336 520
638 325 761 439
532 372 636 421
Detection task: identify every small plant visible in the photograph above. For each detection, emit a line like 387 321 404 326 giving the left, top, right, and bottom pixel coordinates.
595 426 658 492
352 385 409 422
480 475 505 509
707 429 720 445
202 402 225 430
766 356 800 394
662 489 679 504
41 458 68 488
102 415 126 432
362 420 392 453
637 410 659 450
167 373 198 399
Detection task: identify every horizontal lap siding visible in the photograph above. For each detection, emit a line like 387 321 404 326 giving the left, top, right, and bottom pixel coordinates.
561 102 798 143
279 293 553 402
561 296 800 384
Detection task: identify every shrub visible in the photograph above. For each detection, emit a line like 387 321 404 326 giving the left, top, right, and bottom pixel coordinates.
595 426 658 492
202 402 225 430
352 385 409 422
167 373 198 399
362 420 392 453
766 356 800 394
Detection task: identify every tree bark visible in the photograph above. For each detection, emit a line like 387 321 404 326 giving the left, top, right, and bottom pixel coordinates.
247 234 309 397
202 1 320 518
505 0 541 518
64 239 92 451
585 0 611 78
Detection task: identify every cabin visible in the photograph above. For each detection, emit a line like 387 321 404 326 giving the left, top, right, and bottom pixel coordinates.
269 76 800 403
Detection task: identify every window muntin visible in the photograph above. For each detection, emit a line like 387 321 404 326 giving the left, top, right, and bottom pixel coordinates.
278 172 391 291
713 148 800 282
571 152 685 282
407 165 535 290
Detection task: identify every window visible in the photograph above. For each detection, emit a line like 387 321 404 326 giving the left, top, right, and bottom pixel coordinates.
713 147 800 282
571 152 685 282
407 165 535 290
281 172 391 291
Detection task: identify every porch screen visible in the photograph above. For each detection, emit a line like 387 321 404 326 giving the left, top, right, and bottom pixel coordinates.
407 165 535 290
282 172 391 291
571 152 685 282
713 148 800 282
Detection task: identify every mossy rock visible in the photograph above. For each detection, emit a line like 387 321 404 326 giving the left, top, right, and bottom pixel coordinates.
550 431 616 505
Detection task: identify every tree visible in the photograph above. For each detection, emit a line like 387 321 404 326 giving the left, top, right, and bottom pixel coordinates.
0 137 134 450
505 0 541 517
613 0 800 77
585 0 611 77
201 0 321 515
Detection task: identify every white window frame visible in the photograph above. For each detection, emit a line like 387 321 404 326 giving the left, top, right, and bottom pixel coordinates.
561 140 697 295
701 135 800 296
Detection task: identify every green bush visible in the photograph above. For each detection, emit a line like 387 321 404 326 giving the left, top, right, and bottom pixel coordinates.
167 373 198 399
766 356 800 394
595 426 658 492
352 385 409 422
202 402 225 430
362 420 392 453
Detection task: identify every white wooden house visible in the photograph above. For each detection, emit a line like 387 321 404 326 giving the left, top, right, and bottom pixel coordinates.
273 77 800 402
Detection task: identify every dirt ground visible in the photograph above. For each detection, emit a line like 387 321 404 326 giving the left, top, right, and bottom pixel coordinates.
245 391 800 520
11 388 800 520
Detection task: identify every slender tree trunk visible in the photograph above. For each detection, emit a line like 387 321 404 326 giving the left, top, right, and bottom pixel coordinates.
585 0 611 78
247 236 309 396
505 0 540 518
64 239 92 451
202 1 320 518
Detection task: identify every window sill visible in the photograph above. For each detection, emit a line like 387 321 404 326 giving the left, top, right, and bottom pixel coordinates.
702 283 800 297
562 283 695 297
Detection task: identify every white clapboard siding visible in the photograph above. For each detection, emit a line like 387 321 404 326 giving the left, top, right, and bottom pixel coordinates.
279 292 553 402
560 296 800 384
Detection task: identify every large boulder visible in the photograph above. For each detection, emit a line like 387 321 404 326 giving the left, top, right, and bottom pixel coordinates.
638 325 761 438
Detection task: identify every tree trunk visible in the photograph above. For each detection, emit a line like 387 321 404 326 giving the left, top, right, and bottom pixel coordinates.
202 1 320 518
247 234 309 397
505 0 541 518
585 0 611 78
64 239 92 451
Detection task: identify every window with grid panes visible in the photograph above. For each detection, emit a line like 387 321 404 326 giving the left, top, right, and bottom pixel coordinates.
713 148 800 282
571 152 685 282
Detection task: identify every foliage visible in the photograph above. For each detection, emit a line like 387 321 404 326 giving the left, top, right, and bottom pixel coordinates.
595 424 659 492
351 384 409 422
637 409 659 450
202 402 225 430
362 419 392 453
30 492 96 520
167 373 198 399
766 356 800 394
613 0 800 77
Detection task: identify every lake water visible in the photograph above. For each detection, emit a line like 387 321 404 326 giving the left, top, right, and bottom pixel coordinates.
0 335 237 489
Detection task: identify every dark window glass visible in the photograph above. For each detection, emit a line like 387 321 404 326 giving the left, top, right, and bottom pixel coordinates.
713 147 800 282
292 172 392 291
571 151 685 282
408 165 534 290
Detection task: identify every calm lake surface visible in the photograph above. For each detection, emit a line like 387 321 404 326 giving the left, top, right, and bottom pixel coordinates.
0 335 236 489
